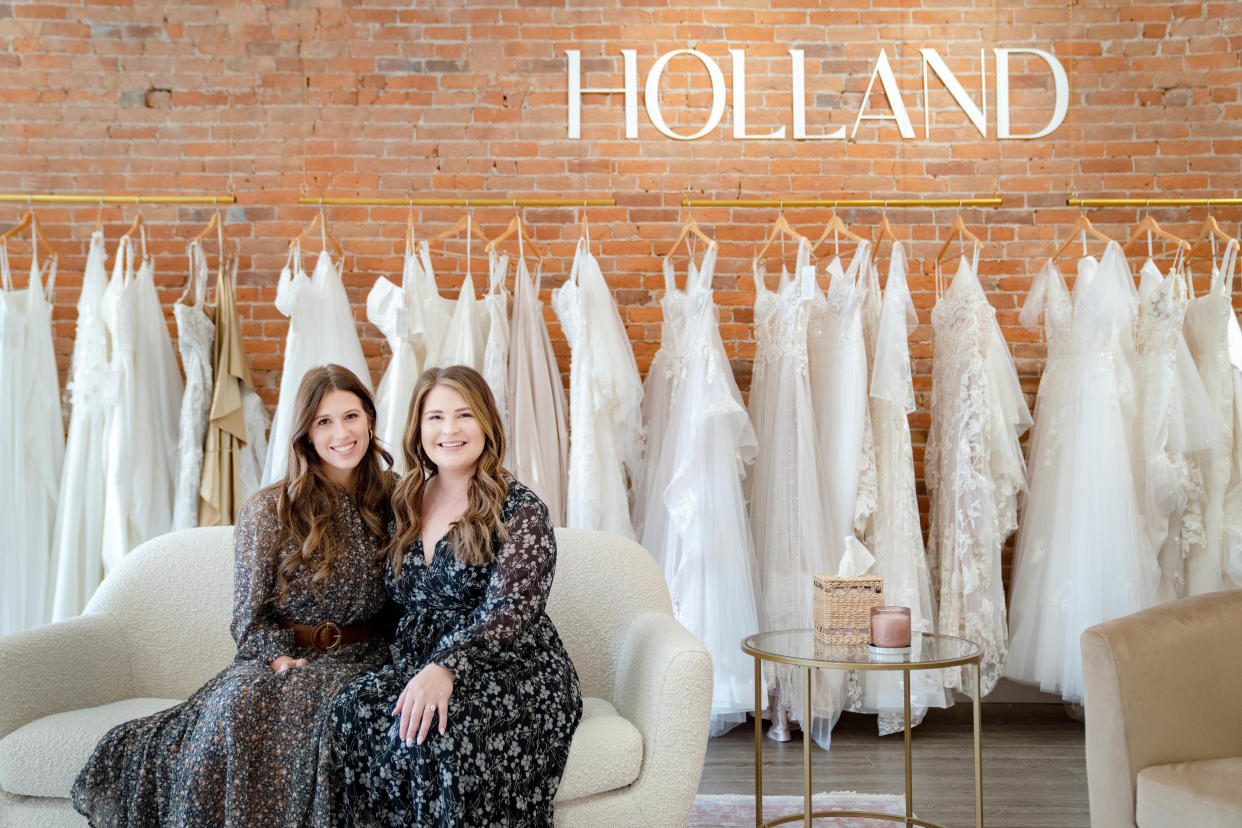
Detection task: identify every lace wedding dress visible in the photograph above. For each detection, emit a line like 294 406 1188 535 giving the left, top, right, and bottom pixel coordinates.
926 248 1030 698
171 242 216 531
50 232 110 620
1184 241 1242 591
850 243 947 733
1133 256 1217 601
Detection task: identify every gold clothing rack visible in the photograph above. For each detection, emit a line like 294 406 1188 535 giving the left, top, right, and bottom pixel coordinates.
0 194 236 204
682 198 1004 208
297 197 616 207
1068 197 1242 207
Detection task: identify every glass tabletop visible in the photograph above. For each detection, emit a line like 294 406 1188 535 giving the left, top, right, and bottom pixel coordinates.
742 629 981 670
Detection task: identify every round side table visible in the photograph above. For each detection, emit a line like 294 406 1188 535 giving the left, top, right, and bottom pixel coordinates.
741 630 984 828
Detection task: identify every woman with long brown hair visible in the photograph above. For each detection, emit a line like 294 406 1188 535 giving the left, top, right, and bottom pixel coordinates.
322 364 581 826
72 364 397 827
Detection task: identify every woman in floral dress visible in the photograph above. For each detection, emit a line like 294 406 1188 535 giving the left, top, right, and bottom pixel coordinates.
72 364 396 827
322 364 582 827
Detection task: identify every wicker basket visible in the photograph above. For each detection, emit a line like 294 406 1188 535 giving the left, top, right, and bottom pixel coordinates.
813 574 884 645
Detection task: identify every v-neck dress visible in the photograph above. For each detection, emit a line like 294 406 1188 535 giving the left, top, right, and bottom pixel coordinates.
320 478 582 827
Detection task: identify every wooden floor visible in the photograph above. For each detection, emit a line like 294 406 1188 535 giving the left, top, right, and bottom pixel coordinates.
697 704 1089 828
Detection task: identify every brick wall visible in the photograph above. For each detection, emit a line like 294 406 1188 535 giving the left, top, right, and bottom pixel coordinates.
3 0 1241 565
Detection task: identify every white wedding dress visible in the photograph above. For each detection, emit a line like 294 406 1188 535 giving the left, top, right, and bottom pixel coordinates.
748 243 841 747
99 237 182 576
0 242 64 636
507 248 569 525
1133 256 1217 601
1007 244 1157 703
171 242 216 531
552 237 643 538
638 245 763 736
926 248 1030 697
481 247 512 435
50 232 111 620
1184 240 1242 591
850 243 948 734
263 245 371 485
439 265 489 374
368 239 441 469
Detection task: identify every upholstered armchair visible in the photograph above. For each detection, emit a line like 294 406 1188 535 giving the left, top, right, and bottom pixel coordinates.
1081 589 1242 828
0 526 713 827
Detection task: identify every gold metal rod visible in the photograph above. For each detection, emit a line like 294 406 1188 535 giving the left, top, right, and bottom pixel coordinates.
0 194 236 204
754 657 763 828
683 198 1004 208
1069 197 1242 207
803 666 812 828
974 665 984 828
296 197 616 207
905 671 914 826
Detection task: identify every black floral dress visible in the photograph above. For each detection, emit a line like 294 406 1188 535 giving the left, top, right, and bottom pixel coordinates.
71 487 395 828
321 479 582 827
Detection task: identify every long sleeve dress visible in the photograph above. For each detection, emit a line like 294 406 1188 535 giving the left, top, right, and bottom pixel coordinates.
321 479 582 827
71 487 394 828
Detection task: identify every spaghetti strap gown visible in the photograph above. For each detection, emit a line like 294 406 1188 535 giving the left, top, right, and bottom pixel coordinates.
171 242 216 531
71 487 394 828
506 249 568 526
0 241 63 636
321 479 582 827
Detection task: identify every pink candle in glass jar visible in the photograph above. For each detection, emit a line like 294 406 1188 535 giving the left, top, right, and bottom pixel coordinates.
870 606 912 648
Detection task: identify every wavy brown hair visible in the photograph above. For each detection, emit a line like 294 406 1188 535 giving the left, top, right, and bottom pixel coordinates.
389 365 510 575
271 364 394 603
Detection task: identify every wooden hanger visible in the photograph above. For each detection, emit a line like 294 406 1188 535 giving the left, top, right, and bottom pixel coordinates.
753 213 808 263
667 215 718 259
1052 213 1113 261
812 211 868 256
191 211 238 257
935 214 984 264
878 214 899 245
429 212 490 246
1187 213 1239 262
486 214 546 261
289 210 343 258
1122 215 1190 256
1 211 57 260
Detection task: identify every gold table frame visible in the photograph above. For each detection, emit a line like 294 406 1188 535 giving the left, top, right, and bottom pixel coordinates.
741 630 984 828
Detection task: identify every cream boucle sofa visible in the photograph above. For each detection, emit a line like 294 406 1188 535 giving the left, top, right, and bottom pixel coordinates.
1081 589 1242 828
0 526 713 827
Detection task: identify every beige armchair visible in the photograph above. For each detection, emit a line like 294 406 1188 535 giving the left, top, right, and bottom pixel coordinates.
0 526 713 828
1081 589 1242 828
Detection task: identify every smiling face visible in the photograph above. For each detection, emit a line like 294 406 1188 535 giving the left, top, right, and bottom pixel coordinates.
419 383 486 478
308 388 371 489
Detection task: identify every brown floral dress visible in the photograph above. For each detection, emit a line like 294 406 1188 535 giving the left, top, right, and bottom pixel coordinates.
71 486 395 828
319 478 582 827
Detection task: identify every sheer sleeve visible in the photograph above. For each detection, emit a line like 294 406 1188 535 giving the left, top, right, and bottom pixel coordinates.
428 492 556 682
230 490 296 663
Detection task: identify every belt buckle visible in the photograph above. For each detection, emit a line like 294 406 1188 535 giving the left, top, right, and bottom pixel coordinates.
310 621 343 653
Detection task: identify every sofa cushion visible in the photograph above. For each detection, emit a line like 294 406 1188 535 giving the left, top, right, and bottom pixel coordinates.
555 697 643 802
0 698 181 798
1136 757 1242 828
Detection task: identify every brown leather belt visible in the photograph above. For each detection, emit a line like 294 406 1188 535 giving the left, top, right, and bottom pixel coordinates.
279 618 370 653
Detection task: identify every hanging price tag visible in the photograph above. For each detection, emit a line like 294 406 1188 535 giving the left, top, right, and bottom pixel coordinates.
800 264 818 302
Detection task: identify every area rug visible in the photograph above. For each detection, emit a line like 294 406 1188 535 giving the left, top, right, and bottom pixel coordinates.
690 791 906 827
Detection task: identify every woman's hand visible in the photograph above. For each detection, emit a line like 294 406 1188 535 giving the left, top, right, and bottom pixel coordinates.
393 663 455 745
269 655 309 673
